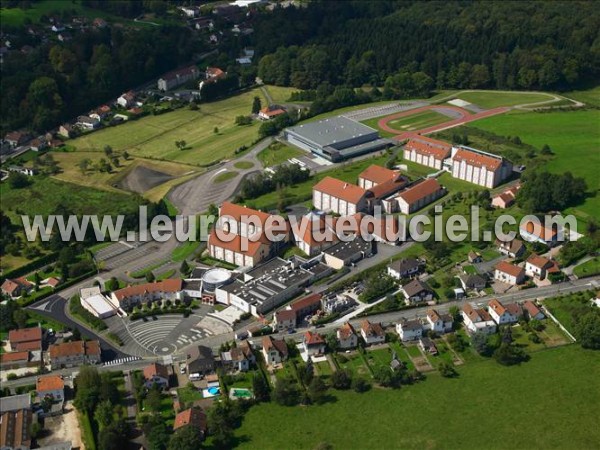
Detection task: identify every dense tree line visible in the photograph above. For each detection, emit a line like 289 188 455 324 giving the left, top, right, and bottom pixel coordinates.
1 22 196 133
254 1 600 92
237 163 310 200
517 171 587 212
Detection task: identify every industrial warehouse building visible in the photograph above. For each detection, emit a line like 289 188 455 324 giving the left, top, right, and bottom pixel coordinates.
284 116 390 162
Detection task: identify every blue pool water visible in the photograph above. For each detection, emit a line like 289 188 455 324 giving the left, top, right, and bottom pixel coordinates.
208 387 220 395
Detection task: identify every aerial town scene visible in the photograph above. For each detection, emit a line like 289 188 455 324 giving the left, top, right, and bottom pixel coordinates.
0 1 599 449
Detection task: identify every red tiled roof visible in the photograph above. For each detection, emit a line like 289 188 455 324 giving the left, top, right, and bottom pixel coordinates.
206 67 225 78
262 336 288 357
495 261 525 278
0 351 29 363
526 254 554 270
173 407 207 432
521 221 558 241
523 300 542 317
14 341 41 352
405 136 452 160
313 177 369 204
304 331 325 346
260 107 286 117
143 363 169 381
37 375 64 392
208 230 267 257
114 279 183 301
293 214 339 246
359 165 399 185
361 320 384 337
161 65 199 81
45 277 61 288
427 309 441 322
453 148 502 170
488 299 506 316
397 178 443 206
367 176 408 199
220 201 273 226
289 293 322 312
275 309 296 323
8 327 42 344
49 340 100 359
337 322 356 340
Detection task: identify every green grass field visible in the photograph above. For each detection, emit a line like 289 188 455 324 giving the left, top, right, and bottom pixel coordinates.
257 141 304 167
235 346 600 450
470 109 600 222
213 171 238 183
0 0 116 26
233 161 255 170
364 110 450 134
262 85 299 104
446 91 564 109
69 89 268 166
560 86 600 107
573 257 600 278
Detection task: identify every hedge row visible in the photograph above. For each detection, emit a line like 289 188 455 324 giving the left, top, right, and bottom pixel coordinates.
0 252 59 284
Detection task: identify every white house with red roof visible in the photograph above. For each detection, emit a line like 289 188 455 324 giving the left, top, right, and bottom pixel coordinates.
258 105 286 120
492 184 520 208
386 178 446 214
273 309 296 332
451 146 512 188
357 165 401 190
1 278 32 298
291 212 339 256
494 261 526 285
520 220 559 247
488 299 522 325
360 320 385 345
158 65 201 91
525 254 560 279
462 303 497 334
313 176 371 215
303 331 326 356
336 322 358 349
403 135 452 170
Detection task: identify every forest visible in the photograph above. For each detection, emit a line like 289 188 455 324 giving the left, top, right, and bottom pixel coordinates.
254 1 600 92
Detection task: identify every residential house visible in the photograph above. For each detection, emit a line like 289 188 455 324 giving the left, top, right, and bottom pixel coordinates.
520 220 559 247
262 336 288 365
1 278 33 299
289 293 322 320
36 375 65 401
388 178 445 214
186 346 215 375
48 340 101 370
58 124 74 138
158 65 201 91
360 320 385 345
4 131 29 148
396 319 423 341
403 135 452 170
179 6 200 17
523 300 545 321
273 309 296 332
426 309 453 334
0 351 36 371
468 250 483 263
491 185 520 209
258 105 286 120
419 337 438 355
451 146 513 188
496 238 525 258
313 176 371 215
117 91 136 108
400 279 433 304
90 105 111 121
110 279 183 310
387 258 424 280
173 407 207 438
76 115 100 130
8 326 42 352
204 67 227 82
457 273 487 291
221 346 253 372
303 331 326 356
321 294 356 315
357 165 402 190
336 322 358 349
461 303 497 334
29 137 48 151
92 17 107 28
494 261 526 285
143 363 170 389
488 299 522 325
525 254 560 280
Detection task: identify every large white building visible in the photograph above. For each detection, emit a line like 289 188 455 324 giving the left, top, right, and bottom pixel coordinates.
451 146 512 188
313 176 371 215
403 135 452 170
385 178 445 214
80 287 117 319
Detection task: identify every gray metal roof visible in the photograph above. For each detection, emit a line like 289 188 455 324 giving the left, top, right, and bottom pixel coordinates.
286 116 378 147
0 394 31 413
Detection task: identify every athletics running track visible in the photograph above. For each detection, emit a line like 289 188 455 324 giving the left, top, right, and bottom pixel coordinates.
377 105 510 141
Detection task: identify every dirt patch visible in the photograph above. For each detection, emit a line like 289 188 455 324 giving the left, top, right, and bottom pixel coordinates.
117 164 174 194
38 402 84 449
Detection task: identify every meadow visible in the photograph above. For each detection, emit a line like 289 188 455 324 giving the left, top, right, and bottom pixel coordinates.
445 91 564 108
234 346 600 450
256 141 304 167
0 0 116 26
69 89 269 166
470 109 600 223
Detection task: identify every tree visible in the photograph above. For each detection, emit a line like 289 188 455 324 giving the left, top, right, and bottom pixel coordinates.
471 332 492 356
213 126 219 134
273 378 300 406
74 365 101 412
251 96 262 114
104 145 113 157
252 373 270 402
352 377 370 393
325 333 339 352
180 260 190 275
111 156 120 168
104 277 119 292
145 385 162 412
576 312 600 350
8 172 30 189
168 426 205 450
146 416 169 450
123 151 130 160
146 271 155 283
78 158 92 173
331 369 352 390
541 144 553 155
12 309 28 329
175 140 187 150
493 343 529 365
308 376 327 404
207 402 239 450
99 372 120 404
94 400 115 428
438 361 458 377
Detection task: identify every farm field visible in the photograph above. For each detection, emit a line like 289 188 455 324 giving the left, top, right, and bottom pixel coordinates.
470 109 600 222
364 109 450 133
69 89 268 166
234 346 600 450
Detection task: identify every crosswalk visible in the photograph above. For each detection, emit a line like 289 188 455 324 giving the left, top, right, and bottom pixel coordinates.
103 356 142 367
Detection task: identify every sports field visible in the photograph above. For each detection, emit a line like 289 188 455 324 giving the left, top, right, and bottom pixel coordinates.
374 109 450 132
471 109 600 222
234 346 600 450
446 91 563 109
69 89 268 166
